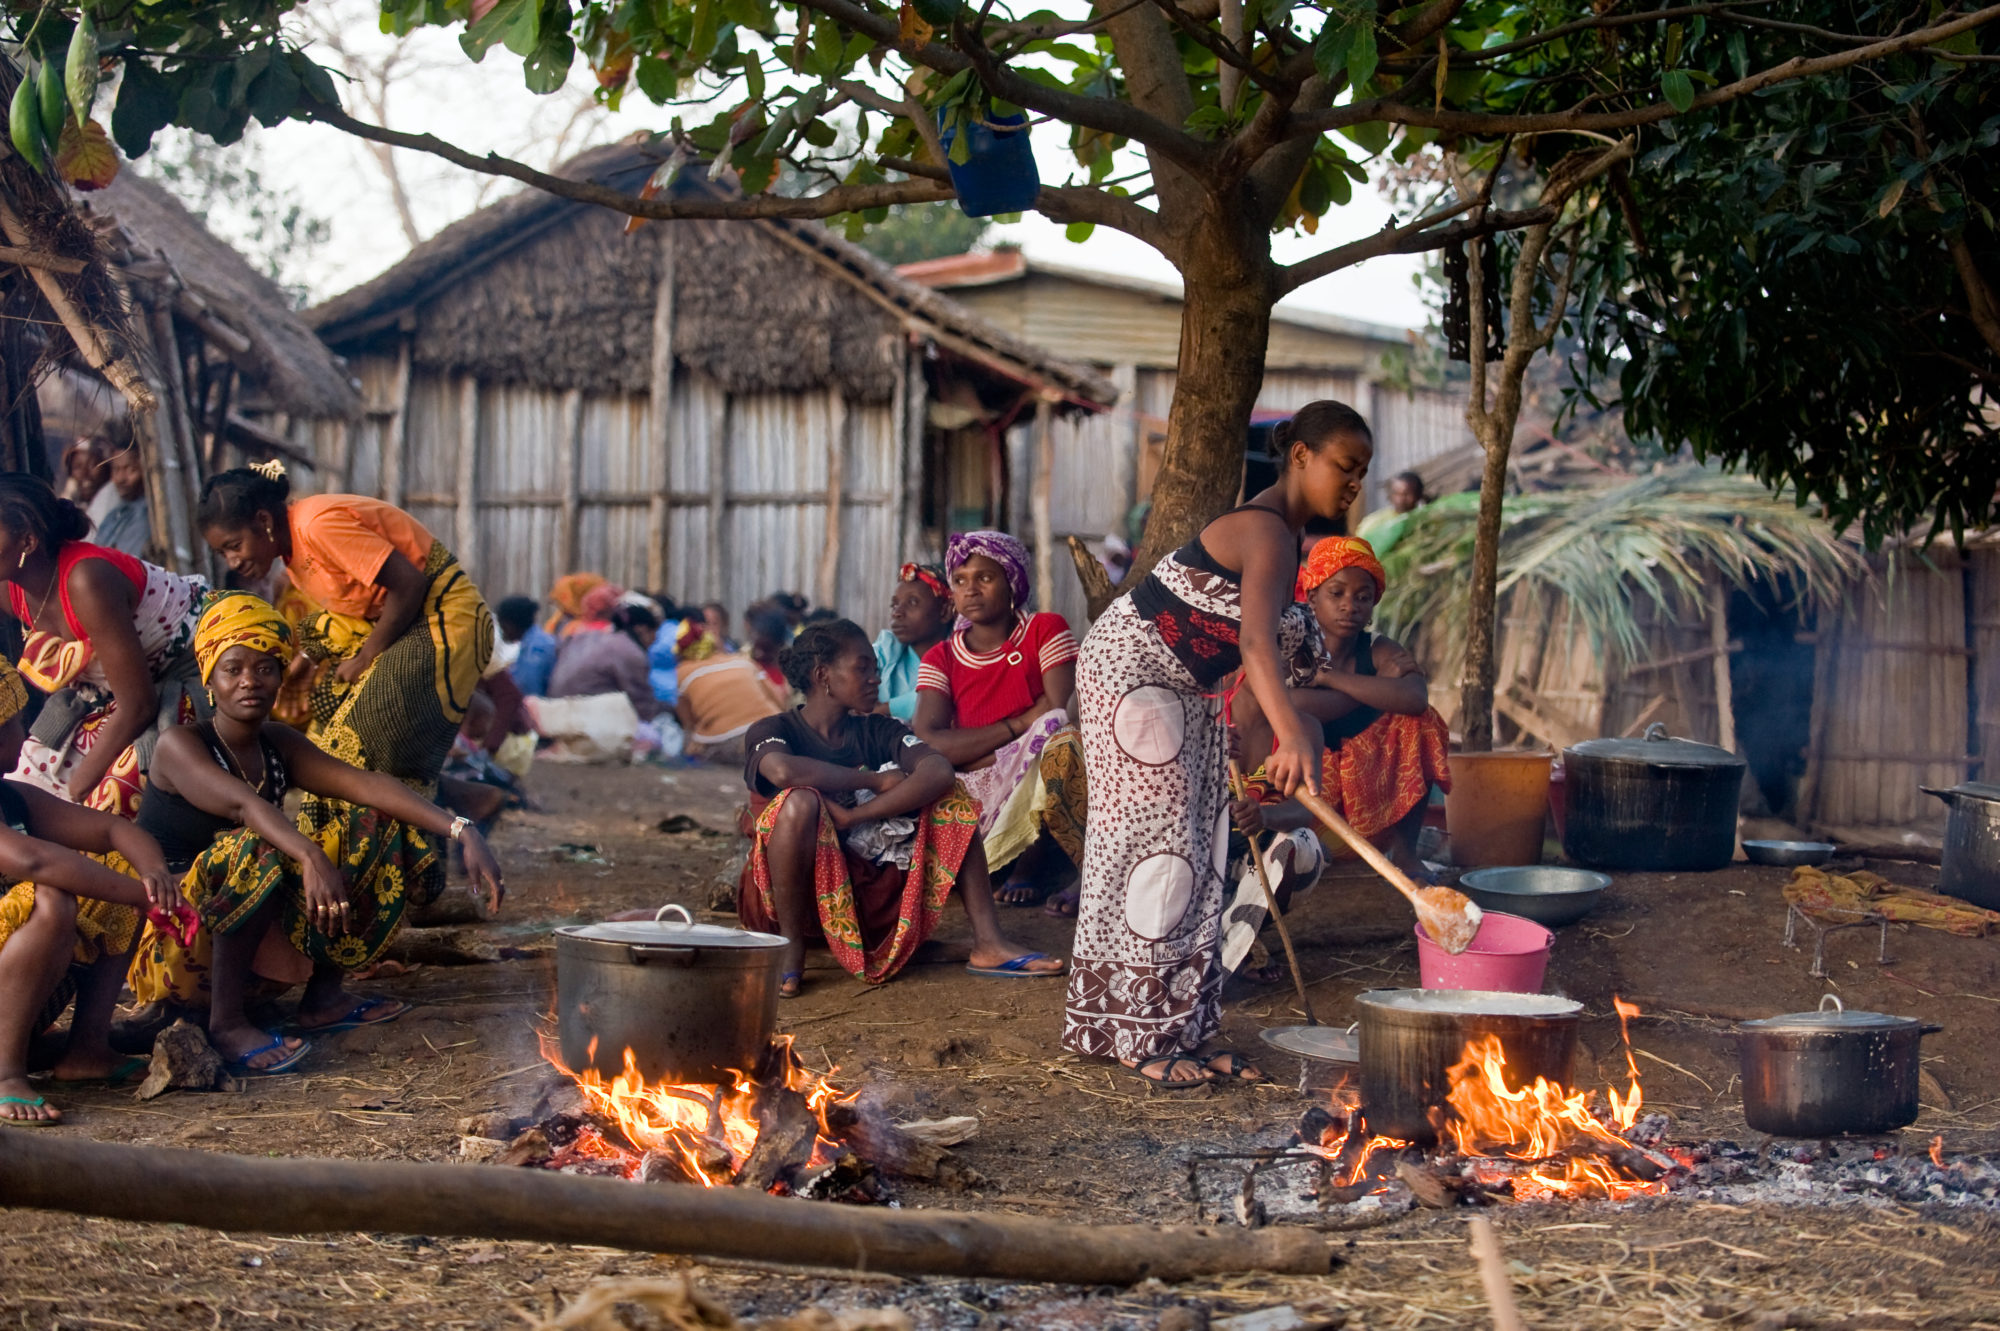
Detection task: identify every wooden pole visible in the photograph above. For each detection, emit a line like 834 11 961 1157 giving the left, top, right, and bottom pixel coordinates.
647 228 676 593
0 201 155 415
1708 580 1735 753
817 391 847 610
382 339 412 508
455 375 481 574
558 387 584 579
1468 1216 1528 1331
0 1134 1337 1284
144 304 201 573
1031 396 1054 613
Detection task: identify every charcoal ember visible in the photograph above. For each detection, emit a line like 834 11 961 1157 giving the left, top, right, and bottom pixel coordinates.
793 1151 889 1204
493 1128 552 1167
638 1149 699 1185
1295 1106 1339 1148
1622 1113 1670 1148
557 1159 630 1178
1394 1159 1464 1209
545 1128 632 1173
527 1073 586 1123
653 1129 734 1181
537 1111 600 1150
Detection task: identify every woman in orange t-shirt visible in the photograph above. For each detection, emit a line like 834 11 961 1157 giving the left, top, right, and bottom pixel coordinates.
195 464 493 844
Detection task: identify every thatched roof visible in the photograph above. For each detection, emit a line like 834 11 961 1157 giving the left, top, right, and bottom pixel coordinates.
307 140 1116 409
78 172 360 419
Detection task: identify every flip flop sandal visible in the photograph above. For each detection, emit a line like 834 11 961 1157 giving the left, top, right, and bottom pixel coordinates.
293 996 412 1035
1043 885 1080 918
965 952 1066 978
1126 1055 1211 1091
1201 1050 1268 1083
778 971 803 999
227 1036 312 1077
0 1094 59 1126
994 882 1049 907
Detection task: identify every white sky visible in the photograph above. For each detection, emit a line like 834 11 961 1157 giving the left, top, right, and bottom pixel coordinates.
224 1 1432 327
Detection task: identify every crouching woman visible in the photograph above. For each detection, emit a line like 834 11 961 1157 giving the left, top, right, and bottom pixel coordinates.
0 661 181 1123
739 618 1063 996
128 595 505 1075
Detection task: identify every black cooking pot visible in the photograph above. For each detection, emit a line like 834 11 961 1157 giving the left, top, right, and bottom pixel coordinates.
1922 782 2000 910
1737 995 1940 1137
1562 725 1745 872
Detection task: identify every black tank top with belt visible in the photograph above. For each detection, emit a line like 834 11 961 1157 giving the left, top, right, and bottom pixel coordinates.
135 723 290 874
1129 503 1299 688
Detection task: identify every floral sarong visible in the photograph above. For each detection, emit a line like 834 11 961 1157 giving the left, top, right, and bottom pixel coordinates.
1248 708 1452 850
128 805 440 1006
959 711 1069 873
741 785 978 984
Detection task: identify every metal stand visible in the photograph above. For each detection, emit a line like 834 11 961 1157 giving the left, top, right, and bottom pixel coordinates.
1782 904 1892 979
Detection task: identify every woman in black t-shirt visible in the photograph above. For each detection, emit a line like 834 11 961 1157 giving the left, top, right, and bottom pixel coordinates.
739 619 1064 997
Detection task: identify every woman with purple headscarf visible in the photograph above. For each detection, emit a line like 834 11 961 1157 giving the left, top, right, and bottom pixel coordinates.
912 531 1082 914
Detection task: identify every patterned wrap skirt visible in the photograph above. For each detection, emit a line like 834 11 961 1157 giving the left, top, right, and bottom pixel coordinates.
297 542 492 832
128 805 441 1006
739 785 979 985
958 711 1068 873
1061 594 1324 1062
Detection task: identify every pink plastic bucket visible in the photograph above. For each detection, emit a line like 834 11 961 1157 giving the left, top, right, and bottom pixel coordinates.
1415 910 1552 993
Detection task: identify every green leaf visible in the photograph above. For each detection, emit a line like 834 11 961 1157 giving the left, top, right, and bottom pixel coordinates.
1338 117 1391 156
689 0 720 64
1345 22 1378 91
111 58 176 157
1064 220 1094 242
1726 31 1748 81
802 117 837 147
742 55 765 101
461 0 535 60
10 76 46 172
1661 69 1695 113
290 52 339 108
635 55 678 102
522 29 575 94
245 51 300 128
64 9 98 129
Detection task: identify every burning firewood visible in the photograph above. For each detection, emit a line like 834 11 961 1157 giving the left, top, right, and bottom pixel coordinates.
495 1128 553 1168
735 1086 821 1192
823 1103 982 1189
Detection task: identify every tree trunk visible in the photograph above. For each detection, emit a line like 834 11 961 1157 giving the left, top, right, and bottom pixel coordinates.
1093 214 1276 618
1458 434 1511 751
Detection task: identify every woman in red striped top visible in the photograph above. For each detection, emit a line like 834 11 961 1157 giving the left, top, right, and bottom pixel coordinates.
912 531 1080 903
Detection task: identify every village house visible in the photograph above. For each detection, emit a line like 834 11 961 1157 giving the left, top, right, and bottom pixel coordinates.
303 141 1115 623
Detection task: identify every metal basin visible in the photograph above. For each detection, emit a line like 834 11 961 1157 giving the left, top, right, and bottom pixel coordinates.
1456 866 1611 928
1742 839 1836 867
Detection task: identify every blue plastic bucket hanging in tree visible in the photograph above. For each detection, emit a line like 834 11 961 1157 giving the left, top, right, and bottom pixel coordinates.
938 110 1040 218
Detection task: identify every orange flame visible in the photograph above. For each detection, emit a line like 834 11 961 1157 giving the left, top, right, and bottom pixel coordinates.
1608 995 1644 1132
1444 1035 1662 1200
537 1032 842 1186
1930 1134 1946 1169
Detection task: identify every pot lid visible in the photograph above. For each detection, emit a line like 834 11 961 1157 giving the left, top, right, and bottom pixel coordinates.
1929 780 2000 804
1739 994 1917 1032
1356 988 1583 1018
1566 723 1746 770
559 904 787 949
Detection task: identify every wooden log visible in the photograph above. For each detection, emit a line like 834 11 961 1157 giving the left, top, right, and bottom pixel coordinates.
0 1133 1339 1283
0 243 86 275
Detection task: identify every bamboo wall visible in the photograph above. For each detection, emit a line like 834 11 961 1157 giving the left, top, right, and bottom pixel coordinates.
1971 548 2000 781
1798 553 1971 829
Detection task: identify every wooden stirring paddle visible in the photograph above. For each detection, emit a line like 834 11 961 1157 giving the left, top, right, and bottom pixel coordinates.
1293 788 1483 955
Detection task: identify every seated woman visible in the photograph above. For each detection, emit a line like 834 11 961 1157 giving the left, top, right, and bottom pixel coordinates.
912 532 1082 906
548 601 663 721
0 659 181 1123
872 563 952 722
1237 536 1450 875
739 619 1062 997
127 595 505 1073
675 622 786 762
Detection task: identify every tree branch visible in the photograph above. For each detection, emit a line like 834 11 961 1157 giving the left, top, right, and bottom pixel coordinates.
1378 1 1779 69
1301 4 2000 136
1276 199 1562 294
1038 184 1174 254
298 105 956 219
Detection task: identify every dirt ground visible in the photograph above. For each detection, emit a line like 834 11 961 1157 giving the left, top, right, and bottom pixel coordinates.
4 762 2000 1329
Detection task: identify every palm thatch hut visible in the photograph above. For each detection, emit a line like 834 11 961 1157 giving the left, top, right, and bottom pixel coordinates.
305 139 1115 619
1371 469 1955 841
0 60 359 579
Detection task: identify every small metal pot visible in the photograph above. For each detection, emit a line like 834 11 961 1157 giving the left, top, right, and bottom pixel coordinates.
555 905 787 1084
1356 989 1583 1142
1922 782 2000 909
1737 995 1941 1138
1562 725 1746 873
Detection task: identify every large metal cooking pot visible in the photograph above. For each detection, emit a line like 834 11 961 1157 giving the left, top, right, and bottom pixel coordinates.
1922 782 2000 910
555 905 787 1084
1356 989 1583 1142
1562 725 1746 872
1737 995 1940 1138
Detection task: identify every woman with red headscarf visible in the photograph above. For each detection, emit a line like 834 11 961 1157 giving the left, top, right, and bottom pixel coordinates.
1235 536 1450 876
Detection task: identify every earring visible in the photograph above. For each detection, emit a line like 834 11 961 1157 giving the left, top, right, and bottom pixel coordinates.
15 552 23 571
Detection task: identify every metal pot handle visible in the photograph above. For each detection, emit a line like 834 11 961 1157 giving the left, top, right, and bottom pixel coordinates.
1643 723 1669 741
654 904 694 924
632 903 698 964
1819 994 1844 1014
1920 1023 1944 1035
1920 785 1957 805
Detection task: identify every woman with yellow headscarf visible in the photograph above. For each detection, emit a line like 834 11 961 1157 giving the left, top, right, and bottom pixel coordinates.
0 658 181 1124
128 594 505 1076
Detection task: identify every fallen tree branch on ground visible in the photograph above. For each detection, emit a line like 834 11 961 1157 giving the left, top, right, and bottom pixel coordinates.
0 1134 1339 1284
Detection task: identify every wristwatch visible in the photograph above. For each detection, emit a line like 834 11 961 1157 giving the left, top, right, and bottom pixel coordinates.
448 815 472 841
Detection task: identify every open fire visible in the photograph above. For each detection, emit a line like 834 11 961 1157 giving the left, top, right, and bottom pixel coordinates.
1286 995 1673 1208
459 1032 973 1203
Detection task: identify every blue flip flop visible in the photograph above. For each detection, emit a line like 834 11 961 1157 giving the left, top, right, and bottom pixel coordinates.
0 1094 59 1126
965 952 1065 978
293 996 412 1035
227 1035 311 1077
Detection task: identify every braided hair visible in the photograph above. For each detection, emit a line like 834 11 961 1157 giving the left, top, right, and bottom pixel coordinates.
0 473 90 554
198 460 291 532
778 617 870 695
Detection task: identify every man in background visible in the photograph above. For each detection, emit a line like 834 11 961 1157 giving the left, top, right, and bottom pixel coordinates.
92 446 150 557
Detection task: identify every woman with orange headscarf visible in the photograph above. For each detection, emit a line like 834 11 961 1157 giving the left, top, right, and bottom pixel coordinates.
1235 536 1450 876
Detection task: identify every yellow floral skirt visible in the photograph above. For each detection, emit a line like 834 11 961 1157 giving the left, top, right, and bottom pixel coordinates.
128 806 441 1006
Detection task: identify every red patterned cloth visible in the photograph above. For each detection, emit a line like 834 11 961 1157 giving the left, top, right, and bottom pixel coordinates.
1296 535 1386 601
739 785 979 984
1249 708 1451 844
